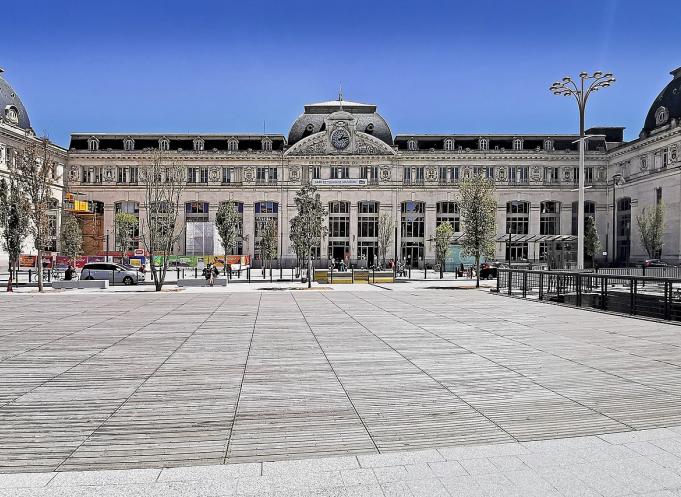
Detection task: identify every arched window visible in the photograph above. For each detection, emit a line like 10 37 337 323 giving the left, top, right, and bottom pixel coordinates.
478 138 489 151
87 136 99 151
218 201 244 255
158 137 170 151
401 201 425 266
407 139 418 151
227 138 239 152
655 106 669 126
123 137 135 151
5 105 18 124
512 138 523 151
185 201 212 256
571 201 596 236
261 137 273 151
540 201 560 235
193 137 205 151
443 138 454 151
543 139 554 151
254 201 278 261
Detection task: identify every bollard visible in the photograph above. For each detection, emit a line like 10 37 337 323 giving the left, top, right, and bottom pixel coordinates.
351 266 355 284
195 267 198 279
177 267 180 279
28 269 32 283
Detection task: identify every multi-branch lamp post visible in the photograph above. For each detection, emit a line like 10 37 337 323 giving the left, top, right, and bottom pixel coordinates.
550 72 615 269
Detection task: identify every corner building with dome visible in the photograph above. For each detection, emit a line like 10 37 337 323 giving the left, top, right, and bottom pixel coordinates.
3 66 681 269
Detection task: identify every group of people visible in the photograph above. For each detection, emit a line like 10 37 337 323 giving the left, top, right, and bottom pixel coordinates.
201 263 220 286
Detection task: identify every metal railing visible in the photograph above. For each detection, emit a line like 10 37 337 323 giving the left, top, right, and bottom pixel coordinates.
497 268 681 322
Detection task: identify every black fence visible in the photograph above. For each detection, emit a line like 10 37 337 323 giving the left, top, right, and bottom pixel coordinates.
497 268 681 322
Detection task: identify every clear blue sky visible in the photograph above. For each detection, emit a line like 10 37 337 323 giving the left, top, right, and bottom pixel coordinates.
3 0 679 146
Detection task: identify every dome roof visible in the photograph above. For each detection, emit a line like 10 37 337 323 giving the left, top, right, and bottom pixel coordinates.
642 66 681 135
0 70 31 130
287 99 392 146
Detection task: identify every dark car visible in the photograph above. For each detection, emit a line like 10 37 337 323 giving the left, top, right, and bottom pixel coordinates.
642 259 669 268
479 262 499 279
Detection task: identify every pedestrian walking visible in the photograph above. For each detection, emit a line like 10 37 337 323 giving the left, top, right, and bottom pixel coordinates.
211 264 219 286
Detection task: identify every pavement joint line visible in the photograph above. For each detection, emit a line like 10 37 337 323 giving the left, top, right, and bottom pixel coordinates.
318 291 520 444
449 292 681 403
53 293 229 472
361 291 636 433
290 292 380 454
223 292 262 464
0 295 160 410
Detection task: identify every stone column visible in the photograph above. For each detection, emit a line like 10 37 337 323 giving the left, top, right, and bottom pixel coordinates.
349 202 358 260
243 203 255 258
424 203 436 260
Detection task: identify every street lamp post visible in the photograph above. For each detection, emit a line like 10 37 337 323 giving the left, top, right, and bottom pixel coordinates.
611 173 624 265
550 72 615 269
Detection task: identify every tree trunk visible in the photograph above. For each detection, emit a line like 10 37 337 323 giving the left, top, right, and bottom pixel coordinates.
475 255 480 288
37 246 43 292
307 254 312 288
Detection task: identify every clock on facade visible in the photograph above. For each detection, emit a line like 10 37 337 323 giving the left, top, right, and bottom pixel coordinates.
330 129 350 150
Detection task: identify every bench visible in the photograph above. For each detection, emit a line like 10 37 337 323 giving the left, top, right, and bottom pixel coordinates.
177 278 228 287
52 280 109 290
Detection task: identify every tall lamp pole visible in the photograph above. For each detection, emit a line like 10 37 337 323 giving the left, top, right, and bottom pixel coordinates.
611 173 624 265
550 72 615 269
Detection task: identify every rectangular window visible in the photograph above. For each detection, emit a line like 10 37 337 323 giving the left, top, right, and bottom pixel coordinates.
330 166 349 179
187 167 207 183
360 166 379 183
256 167 278 184
544 166 559 184
309 165 321 180
403 166 424 185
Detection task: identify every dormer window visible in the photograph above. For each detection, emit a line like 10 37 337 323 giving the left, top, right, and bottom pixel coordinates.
543 139 554 151
87 136 99 151
227 138 239 152
443 138 454 151
193 137 205 151
159 137 170 151
655 106 669 126
261 137 273 151
123 137 135 151
4 106 18 124
407 139 418 151
512 138 523 151
478 138 489 151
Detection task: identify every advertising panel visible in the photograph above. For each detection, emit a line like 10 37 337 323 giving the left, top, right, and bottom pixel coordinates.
19 255 36 268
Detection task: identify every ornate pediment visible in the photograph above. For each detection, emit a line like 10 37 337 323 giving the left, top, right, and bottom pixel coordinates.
285 111 395 156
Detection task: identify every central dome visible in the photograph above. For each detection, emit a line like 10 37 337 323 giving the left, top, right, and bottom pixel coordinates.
287 99 393 146
0 69 31 130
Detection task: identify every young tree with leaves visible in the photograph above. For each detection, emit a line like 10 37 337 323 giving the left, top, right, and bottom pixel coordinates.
289 184 326 287
259 218 278 280
12 137 56 292
434 222 454 279
584 216 601 268
458 174 497 288
0 175 30 289
215 200 241 273
377 212 394 268
140 150 186 291
115 212 138 263
637 202 665 259
59 214 83 265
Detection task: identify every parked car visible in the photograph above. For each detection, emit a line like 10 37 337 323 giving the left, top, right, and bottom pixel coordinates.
642 259 669 268
80 262 145 285
479 262 499 279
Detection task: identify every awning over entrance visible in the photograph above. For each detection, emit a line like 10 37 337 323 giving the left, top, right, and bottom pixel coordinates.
495 234 578 243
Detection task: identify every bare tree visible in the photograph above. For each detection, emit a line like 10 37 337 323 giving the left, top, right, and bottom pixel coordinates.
289 184 326 287
12 138 56 292
115 211 138 263
59 213 83 265
434 222 454 279
0 174 30 290
215 200 241 273
140 150 186 291
458 175 497 288
377 212 394 268
637 202 665 259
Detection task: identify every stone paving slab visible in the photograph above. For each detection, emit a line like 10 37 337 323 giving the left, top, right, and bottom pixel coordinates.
3 427 681 496
1 289 681 475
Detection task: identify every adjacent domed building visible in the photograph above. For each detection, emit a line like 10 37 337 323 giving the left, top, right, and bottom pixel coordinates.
642 67 681 137
0 69 32 131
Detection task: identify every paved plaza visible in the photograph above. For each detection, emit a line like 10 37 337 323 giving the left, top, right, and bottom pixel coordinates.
2 287 681 495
